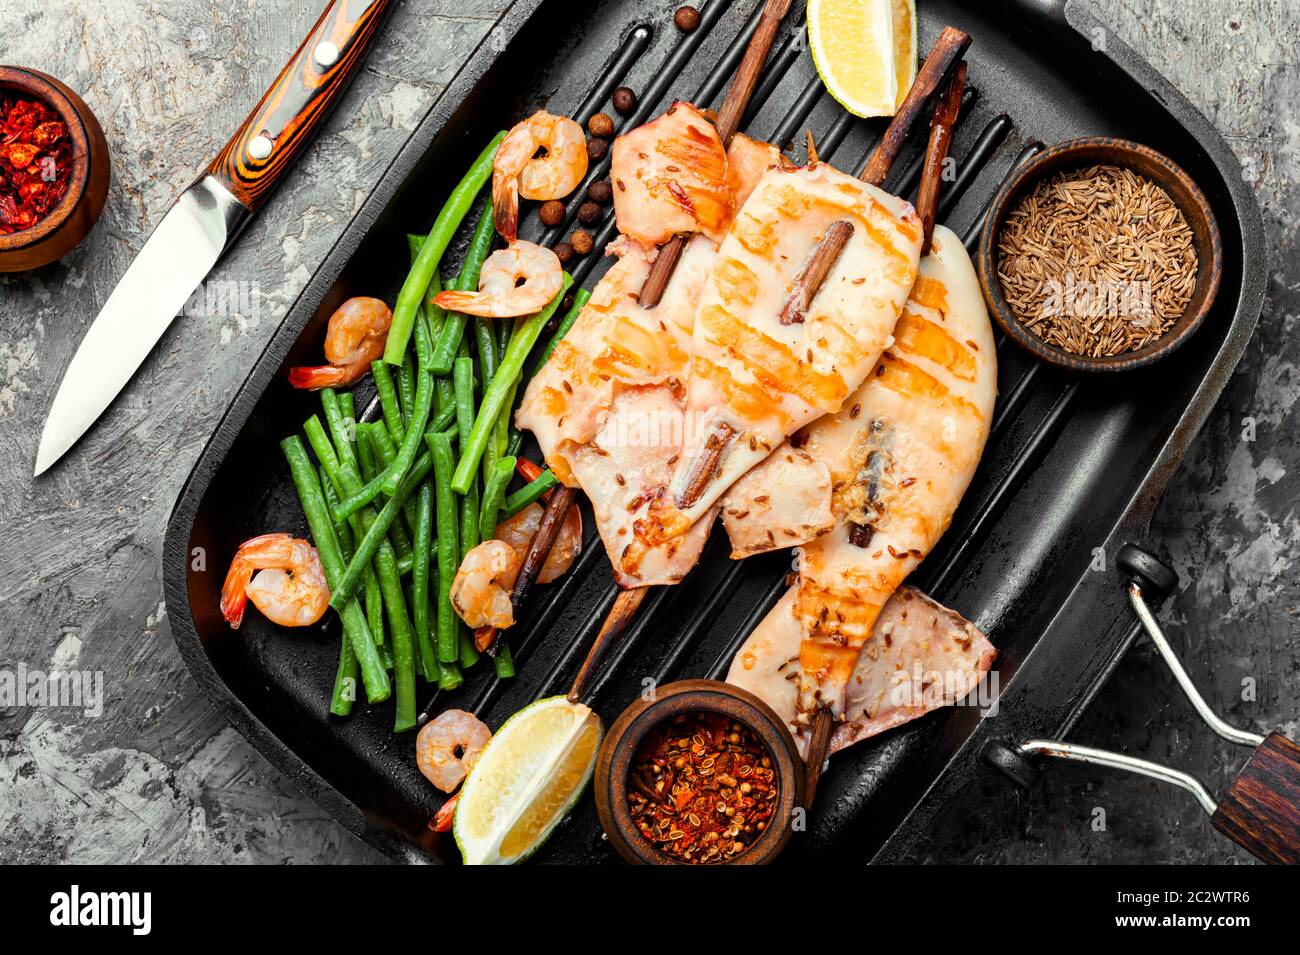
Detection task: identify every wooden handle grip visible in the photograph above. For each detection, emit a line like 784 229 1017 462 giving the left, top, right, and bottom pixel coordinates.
205 0 396 213
1212 732 1300 864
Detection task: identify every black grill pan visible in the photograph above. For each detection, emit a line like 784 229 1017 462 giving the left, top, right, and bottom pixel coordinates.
162 0 1265 864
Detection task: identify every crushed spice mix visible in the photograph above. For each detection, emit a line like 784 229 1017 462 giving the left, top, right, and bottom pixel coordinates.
0 93 73 235
627 710 778 864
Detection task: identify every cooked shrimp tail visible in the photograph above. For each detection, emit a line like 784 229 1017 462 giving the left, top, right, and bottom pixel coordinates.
492 111 588 241
288 296 393 390
433 241 563 318
220 533 330 630
286 364 356 390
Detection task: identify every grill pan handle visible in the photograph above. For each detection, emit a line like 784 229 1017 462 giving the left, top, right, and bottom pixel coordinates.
986 543 1300 864
1212 732 1300 865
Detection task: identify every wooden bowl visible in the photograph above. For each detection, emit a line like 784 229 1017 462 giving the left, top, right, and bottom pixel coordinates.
0 66 110 272
594 679 803 865
976 137 1222 372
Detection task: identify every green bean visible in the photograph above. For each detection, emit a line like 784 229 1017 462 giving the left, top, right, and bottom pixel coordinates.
479 455 516 541
322 466 359 715
379 551 418 732
367 423 420 538
438 660 463 691
506 431 524 459
502 469 557 518
321 389 360 476
427 430 461 663
411 482 438 683
359 426 413 558
431 200 498 374
459 630 479 669
451 276 572 493
488 375 519 480
281 436 389 703
453 356 476 449
365 560 385 647
398 353 416 427
475 317 498 397
535 286 591 369
379 364 433 497
385 132 505 364
338 391 358 461
330 450 432 609
430 403 455 435
371 361 405 445
493 643 516 680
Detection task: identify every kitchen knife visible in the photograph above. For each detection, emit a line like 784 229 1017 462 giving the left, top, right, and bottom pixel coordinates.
35 0 397 476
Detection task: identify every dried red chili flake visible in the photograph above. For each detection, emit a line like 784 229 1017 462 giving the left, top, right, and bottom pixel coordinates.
0 93 73 235
626 710 778 864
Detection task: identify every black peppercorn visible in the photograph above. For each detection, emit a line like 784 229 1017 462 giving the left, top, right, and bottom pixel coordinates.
587 112 615 138
538 200 565 228
612 86 637 115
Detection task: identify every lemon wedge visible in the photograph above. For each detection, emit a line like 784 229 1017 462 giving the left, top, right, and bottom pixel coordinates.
453 696 603 865
808 0 917 118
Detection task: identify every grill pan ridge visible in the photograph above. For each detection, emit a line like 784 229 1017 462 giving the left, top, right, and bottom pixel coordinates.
162 0 1265 864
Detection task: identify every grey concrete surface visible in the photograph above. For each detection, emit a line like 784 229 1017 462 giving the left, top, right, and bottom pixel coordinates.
0 0 1295 864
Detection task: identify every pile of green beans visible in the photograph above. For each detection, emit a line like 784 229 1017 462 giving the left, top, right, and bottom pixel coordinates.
276 133 587 733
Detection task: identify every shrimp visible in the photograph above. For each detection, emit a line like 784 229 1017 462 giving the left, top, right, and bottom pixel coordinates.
433 241 563 318
288 297 392 390
416 710 492 793
220 533 330 630
492 111 588 241
450 539 522 629
494 500 582 584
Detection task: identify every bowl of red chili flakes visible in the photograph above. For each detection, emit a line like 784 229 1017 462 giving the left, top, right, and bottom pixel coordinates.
595 679 803 865
0 66 109 272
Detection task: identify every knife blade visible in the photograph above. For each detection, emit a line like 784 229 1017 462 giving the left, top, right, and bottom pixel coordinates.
35 178 244 475
35 0 397 475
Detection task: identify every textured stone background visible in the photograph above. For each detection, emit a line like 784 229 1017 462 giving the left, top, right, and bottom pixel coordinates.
0 0 1295 864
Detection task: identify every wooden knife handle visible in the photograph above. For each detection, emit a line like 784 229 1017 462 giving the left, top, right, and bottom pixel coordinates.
205 0 397 213
1211 732 1300 864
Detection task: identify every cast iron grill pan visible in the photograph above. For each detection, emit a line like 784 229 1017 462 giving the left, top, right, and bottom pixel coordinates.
163 0 1265 864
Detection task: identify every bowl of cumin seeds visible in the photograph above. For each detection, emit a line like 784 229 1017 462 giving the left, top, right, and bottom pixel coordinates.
977 138 1222 372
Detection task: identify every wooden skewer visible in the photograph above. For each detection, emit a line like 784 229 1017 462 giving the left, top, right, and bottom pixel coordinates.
638 0 794 309
484 483 577 657
779 220 855 325
799 57 970 802
567 587 649 703
859 26 971 188
675 420 736 510
802 706 835 807
917 62 967 255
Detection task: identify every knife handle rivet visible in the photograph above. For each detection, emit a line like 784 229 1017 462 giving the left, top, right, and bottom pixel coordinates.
249 134 274 161
314 41 340 69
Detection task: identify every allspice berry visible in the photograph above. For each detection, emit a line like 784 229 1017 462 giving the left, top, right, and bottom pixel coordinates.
612 86 637 115
553 241 575 264
538 200 565 227
577 201 602 225
674 6 701 32
588 180 613 205
586 137 609 161
570 229 594 256
587 112 615 138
